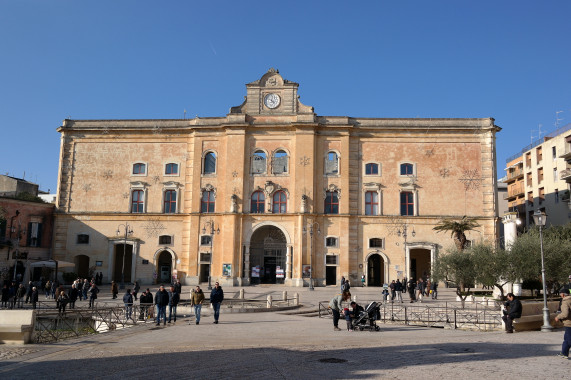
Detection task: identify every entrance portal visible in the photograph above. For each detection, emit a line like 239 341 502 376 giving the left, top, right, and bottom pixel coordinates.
367 254 384 286
113 244 133 283
326 266 337 285
249 226 287 284
74 255 90 278
157 250 172 283
410 248 431 280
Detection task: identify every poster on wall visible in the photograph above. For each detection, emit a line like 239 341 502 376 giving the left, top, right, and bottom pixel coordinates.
302 265 311 278
276 266 285 279
222 264 232 277
251 266 260 278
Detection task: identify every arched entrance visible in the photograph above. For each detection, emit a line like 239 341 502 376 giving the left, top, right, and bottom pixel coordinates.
249 226 287 284
367 253 384 286
157 250 172 284
410 248 431 281
74 255 90 278
113 243 133 283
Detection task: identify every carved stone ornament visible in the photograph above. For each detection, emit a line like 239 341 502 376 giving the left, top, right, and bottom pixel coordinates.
398 176 418 189
363 182 382 191
264 181 275 196
200 183 216 198
324 184 341 199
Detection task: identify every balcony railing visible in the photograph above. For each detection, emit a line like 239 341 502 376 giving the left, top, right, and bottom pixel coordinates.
560 168 571 181
506 169 524 181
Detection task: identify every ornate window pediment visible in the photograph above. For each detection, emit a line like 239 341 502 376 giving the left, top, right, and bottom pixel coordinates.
363 182 383 191
263 181 289 198
323 184 341 199
162 181 182 189
398 176 419 190
130 181 149 190
200 183 216 198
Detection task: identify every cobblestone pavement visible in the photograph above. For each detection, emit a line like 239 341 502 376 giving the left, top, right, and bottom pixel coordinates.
0 285 569 379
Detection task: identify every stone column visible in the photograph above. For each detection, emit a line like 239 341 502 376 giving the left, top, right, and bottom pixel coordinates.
286 245 292 280
243 246 250 283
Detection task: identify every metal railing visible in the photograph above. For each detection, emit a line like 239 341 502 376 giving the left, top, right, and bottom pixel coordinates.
318 300 503 331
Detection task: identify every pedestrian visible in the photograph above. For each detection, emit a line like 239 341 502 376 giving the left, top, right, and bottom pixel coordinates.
31 287 38 309
174 279 182 294
9 282 16 309
168 285 180 323
210 281 224 324
82 279 89 300
394 279 403 303
44 280 51 299
89 282 99 308
155 285 169 326
25 281 33 303
415 279 424 303
431 281 438 299
502 293 522 333
328 291 351 331
133 281 140 301
554 288 571 359
408 278 416 303
68 283 78 309
389 280 396 302
191 285 205 325
51 280 58 299
111 281 118 299
361 274 366 287
402 277 408 293
57 290 69 315
1 284 9 308
123 289 133 320
340 276 345 292
382 286 389 302
15 283 26 308
425 279 432 297
145 288 154 320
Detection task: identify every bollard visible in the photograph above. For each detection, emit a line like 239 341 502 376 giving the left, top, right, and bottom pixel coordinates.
283 291 287 301
294 293 299 306
239 289 245 299
267 295 272 308
353 295 357 303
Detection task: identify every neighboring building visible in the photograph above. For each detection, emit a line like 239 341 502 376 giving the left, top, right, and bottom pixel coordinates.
496 181 509 247
53 69 501 287
504 123 571 227
0 175 39 198
0 196 55 284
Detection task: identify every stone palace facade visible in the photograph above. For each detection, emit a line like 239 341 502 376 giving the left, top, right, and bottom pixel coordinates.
53 69 501 287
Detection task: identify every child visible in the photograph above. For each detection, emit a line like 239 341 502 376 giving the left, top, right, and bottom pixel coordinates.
343 307 353 331
382 287 390 302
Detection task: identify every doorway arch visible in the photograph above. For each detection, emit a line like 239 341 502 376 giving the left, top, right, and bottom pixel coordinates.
248 225 287 284
156 250 173 284
365 251 388 286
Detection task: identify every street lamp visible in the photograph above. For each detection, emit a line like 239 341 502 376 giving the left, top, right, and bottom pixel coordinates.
303 222 320 291
532 210 552 332
116 223 134 290
397 223 415 280
202 220 219 290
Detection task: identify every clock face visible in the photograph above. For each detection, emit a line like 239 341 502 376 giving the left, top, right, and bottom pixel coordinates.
264 93 280 109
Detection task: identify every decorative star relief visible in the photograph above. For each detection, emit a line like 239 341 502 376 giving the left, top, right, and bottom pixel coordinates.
439 168 450 178
142 218 166 238
102 170 113 180
82 183 92 193
459 169 482 191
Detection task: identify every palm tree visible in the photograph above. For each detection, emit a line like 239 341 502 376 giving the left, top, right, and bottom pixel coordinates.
433 216 480 251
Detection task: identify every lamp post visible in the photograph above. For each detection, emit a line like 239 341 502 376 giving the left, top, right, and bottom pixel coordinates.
116 223 133 290
397 223 415 280
533 210 553 332
303 222 320 291
202 220 219 290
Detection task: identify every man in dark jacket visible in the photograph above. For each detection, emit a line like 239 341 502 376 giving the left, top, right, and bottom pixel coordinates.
502 293 522 333
168 286 180 323
123 289 133 320
173 279 182 295
210 282 224 324
68 284 79 309
31 287 39 309
155 285 169 326
25 281 33 304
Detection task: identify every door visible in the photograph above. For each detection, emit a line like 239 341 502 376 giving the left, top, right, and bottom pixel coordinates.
326 266 337 285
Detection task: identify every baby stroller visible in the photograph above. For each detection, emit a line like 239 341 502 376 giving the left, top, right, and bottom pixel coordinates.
352 301 381 331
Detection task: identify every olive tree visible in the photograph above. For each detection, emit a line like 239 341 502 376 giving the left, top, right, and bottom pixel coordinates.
432 247 478 304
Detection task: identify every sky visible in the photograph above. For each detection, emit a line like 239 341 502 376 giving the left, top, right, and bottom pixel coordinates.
1 0 570 193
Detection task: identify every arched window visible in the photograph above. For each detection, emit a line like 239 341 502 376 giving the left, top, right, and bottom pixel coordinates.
325 191 339 214
365 191 378 215
272 150 288 174
252 150 267 174
201 191 215 213
325 151 339 175
400 163 414 176
365 163 379 175
400 191 414 216
164 190 177 213
272 191 287 213
131 190 145 213
251 191 265 213
132 163 146 175
203 152 216 175
165 163 179 175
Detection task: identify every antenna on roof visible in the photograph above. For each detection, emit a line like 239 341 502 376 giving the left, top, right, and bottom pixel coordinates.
555 110 563 128
184 109 186 119
538 123 544 140
530 126 537 145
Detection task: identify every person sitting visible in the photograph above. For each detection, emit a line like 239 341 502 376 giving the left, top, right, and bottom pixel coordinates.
502 292 522 333
344 301 364 331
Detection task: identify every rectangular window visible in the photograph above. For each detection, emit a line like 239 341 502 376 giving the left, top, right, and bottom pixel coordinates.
165 163 179 175
538 167 543 183
365 191 378 215
525 152 532 167
200 235 212 245
131 190 145 213
132 163 146 175
159 235 172 245
539 187 545 204
526 172 532 186
201 191 215 213
325 255 339 265
324 191 339 214
536 147 542 163
325 237 338 247
76 234 90 244
365 163 379 175
164 190 177 213
27 222 42 247
527 191 534 206
400 163 413 175
369 238 384 248
400 192 414 216
553 168 558 181
552 146 557 160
